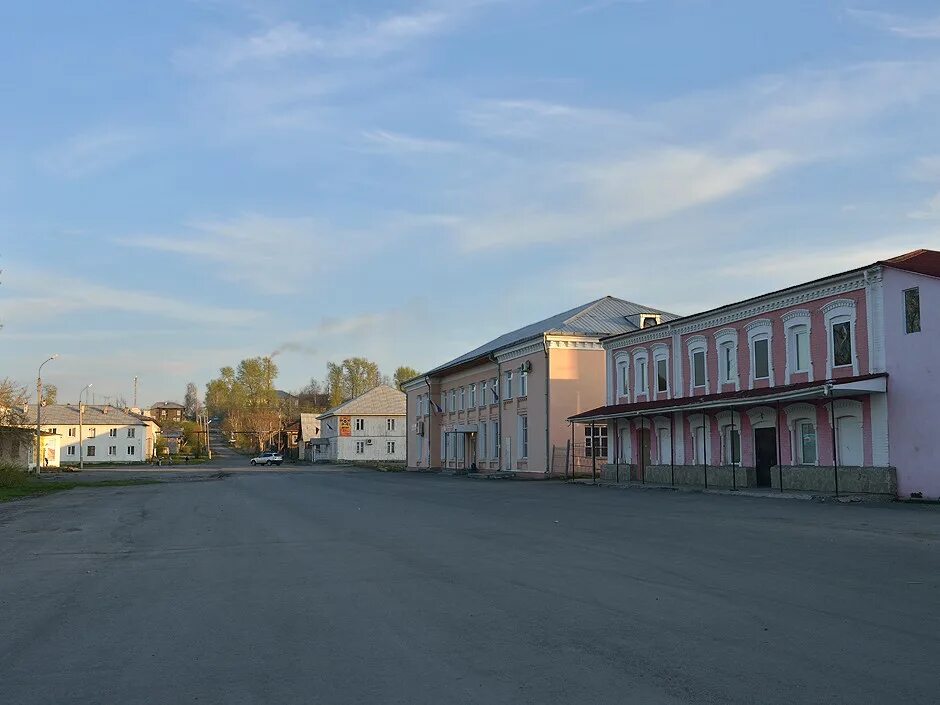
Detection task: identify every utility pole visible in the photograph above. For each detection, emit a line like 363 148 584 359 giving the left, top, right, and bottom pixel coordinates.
35 355 58 474
79 384 92 471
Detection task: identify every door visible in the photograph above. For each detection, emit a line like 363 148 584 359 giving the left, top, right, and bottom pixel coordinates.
754 428 777 487
468 433 477 470
837 417 863 466
637 428 652 473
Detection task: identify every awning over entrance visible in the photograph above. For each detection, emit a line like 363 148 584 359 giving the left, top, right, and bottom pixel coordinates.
569 373 887 423
451 424 479 434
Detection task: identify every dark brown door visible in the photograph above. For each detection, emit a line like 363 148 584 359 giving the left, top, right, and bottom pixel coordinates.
638 428 652 478
754 428 777 487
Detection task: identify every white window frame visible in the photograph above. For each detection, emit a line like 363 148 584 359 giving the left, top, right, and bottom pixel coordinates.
67 445 76 456
715 410 742 466
687 336 709 394
387 441 395 454
481 380 488 407
441 392 446 414
713 328 739 390
491 378 499 405
518 415 528 459
652 344 670 399
519 370 528 398
504 371 513 400
828 399 864 466
109 428 118 438
469 383 476 408
356 441 365 454
822 299 859 376
459 387 465 411
688 413 711 464
785 403 819 466
108 445 117 456
440 430 446 461
633 348 649 397
451 389 457 412
745 319 774 387
355 418 365 431
128 427 136 438
782 309 813 383
387 418 395 431
68 427 76 437
128 445 136 456
614 353 630 401
479 424 486 462
491 420 500 459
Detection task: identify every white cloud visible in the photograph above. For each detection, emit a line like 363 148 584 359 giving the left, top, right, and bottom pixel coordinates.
909 191 940 220
117 213 375 294
359 129 464 155
37 128 146 178
176 2 498 74
848 9 940 39
1 264 258 327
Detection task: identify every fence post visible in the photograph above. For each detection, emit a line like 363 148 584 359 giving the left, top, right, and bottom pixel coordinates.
590 421 597 485
564 440 570 481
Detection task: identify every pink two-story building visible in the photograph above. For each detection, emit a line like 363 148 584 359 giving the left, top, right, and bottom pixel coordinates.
570 250 940 499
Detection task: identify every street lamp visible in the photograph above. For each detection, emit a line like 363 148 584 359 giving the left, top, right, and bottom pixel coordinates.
35 354 58 474
79 384 93 471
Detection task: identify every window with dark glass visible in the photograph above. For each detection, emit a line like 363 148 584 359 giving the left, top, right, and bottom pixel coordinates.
726 429 740 465
692 350 706 387
832 321 852 366
904 288 921 334
753 338 770 379
584 425 608 458
656 359 668 393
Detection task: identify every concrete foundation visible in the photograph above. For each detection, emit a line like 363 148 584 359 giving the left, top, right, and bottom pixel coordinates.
771 465 897 496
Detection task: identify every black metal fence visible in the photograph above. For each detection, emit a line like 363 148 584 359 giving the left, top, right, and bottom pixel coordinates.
549 442 605 480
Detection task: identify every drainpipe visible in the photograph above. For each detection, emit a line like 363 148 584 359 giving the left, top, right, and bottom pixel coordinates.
489 353 502 472
544 333 550 476
426 375 432 469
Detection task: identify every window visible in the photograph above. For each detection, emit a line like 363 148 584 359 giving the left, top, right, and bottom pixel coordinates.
356 441 365 454
504 371 513 399
832 321 852 367
480 380 487 407
87 446 96 457
641 315 660 328
440 430 446 461
491 378 499 404
491 421 500 459
657 427 671 463
440 392 446 413
692 350 706 388
67 445 76 456
584 426 608 458
518 416 528 459
519 370 528 398
792 326 810 373
387 441 396 454
479 424 486 462
753 338 770 379
724 428 740 465
128 446 136 456
88 428 95 437
49 428 57 435
128 427 136 438
905 287 921 334
656 358 669 394
355 418 365 431
617 359 629 397
719 343 735 384
635 358 648 395
68 427 76 437
387 418 395 431
459 387 465 410
451 389 457 412
109 446 117 455
797 421 817 465
109 428 118 437
469 384 476 407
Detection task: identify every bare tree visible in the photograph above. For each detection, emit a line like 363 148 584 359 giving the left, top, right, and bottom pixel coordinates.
184 382 199 420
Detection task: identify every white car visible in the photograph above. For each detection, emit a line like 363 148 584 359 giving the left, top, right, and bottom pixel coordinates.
250 451 283 466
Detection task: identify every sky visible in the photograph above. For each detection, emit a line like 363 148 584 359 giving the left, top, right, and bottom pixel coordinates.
2 0 940 406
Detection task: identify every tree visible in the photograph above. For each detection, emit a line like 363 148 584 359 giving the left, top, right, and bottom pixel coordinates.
325 357 382 406
41 384 57 405
204 357 281 452
393 366 421 390
184 382 199 420
0 379 31 464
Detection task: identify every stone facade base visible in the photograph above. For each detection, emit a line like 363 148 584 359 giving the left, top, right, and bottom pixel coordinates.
601 463 897 496
771 465 897 495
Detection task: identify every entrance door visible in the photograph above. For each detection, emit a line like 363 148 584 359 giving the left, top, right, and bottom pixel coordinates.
837 417 863 466
468 433 477 471
637 428 652 476
754 428 777 487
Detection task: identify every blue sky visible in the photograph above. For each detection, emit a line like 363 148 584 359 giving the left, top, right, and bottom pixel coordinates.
3 0 940 405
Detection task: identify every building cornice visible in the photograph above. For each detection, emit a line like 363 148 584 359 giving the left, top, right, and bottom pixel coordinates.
495 339 546 363
545 336 603 352
604 271 868 348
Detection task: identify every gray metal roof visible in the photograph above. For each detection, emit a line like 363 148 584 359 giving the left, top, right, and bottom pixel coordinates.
150 401 184 409
423 296 678 377
317 385 406 419
26 405 149 426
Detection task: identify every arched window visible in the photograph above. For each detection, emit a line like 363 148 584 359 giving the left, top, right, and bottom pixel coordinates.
686 336 709 394
822 299 859 376
785 403 818 465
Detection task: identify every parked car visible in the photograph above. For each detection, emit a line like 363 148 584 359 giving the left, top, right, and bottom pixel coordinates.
250 451 283 466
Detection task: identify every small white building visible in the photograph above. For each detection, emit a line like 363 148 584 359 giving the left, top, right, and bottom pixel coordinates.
28 404 150 466
316 385 406 463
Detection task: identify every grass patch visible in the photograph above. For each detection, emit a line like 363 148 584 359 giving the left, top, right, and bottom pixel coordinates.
0 465 160 502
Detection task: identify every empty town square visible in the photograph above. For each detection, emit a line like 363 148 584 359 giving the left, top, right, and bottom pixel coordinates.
2 468 938 705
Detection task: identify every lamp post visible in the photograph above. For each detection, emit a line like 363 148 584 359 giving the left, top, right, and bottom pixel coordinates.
35 355 58 474
79 384 93 471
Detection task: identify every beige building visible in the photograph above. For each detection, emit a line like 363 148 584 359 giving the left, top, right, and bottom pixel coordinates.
316 385 406 463
403 297 676 474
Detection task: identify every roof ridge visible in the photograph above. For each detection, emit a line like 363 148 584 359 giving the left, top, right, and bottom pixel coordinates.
561 296 612 325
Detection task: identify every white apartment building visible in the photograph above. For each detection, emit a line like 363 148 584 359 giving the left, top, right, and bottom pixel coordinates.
28 404 150 466
316 385 406 463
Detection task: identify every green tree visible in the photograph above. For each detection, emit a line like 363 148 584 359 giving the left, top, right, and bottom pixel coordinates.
393 366 421 390
41 384 57 405
0 379 31 462
325 357 382 406
205 357 281 452
184 382 199 420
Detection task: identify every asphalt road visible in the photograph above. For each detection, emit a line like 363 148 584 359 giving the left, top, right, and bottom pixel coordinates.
2 470 939 705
